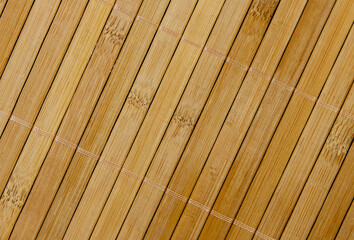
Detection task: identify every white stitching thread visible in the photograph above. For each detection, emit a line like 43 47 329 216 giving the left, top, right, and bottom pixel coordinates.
121 168 143 180
10 116 32 128
255 231 275 240
271 79 294 92
0 111 10 119
210 210 233 224
166 189 188 202
113 5 135 17
233 219 256 233
77 147 99 160
33 127 54 139
136 16 158 28
318 100 339 113
143 178 166 191
188 199 210 212
226 58 249 71
54 136 77 149
294 89 317 101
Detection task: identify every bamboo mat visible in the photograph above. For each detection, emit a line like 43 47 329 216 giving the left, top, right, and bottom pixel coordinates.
0 0 353 239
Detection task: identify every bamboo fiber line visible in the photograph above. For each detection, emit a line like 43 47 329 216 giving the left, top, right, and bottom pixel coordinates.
0 97 351 240
335 198 353 239
0 0 6 15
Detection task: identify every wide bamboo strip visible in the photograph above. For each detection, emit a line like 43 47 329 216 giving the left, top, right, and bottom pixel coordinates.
0 0 35 76
225 1 354 239
336 202 354 240
253 48 353 240
0 0 114 238
281 35 353 238
91 0 228 238
0 0 61 135
0 0 89 190
64 0 199 238
36 0 172 238
0 0 7 16
146 0 307 238
186 0 337 237
308 145 354 239
120 0 276 238
10 1 142 239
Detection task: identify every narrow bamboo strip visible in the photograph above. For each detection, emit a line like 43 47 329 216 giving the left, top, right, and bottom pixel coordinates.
36 0 171 238
91 0 228 238
120 0 276 238
225 2 354 239
0 0 35 76
281 65 353 239
308 144 354 239
0 0 6 15
0 0 114 238
0 0 61 135
65 0 198 239
0 0 90 197
146 0 307 238
185 0 337 238
10 1 141 239
253 43 353 240
335 202 354 240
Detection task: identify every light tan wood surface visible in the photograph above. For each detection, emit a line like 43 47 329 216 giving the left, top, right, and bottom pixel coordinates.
0 0 352 239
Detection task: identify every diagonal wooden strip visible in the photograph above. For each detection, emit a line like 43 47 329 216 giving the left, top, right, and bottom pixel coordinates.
36 1 172 239
120 0 275 237
0 0 35 76
92 0 228 238
64 0 199 239
335 201 354 240
0 0 6 15
227 2 354 239
282 81 354 239
0 0 62 135
0 0 115 238
0 0 90 207
308 144 354 239
253 32 353 240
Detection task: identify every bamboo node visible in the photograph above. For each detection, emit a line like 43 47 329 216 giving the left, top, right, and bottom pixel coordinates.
340 110 354 121
127 90 151 110
173 110 195 128
10 116 32 129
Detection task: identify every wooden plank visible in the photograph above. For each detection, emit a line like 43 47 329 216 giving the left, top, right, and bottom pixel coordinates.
0 0 35 76
0 0 90 200
336 202 354 240
308 144 354 239
35 1 172 239
9 1 142 239
64 0 199 239
0 0 61 135
188 0 336 238
281 36 354 238
91 0 229 238
253 38 353 240
119 0 277 238
0 0 115 238
0 0 7 15
224 1 354 239
144 0 306 238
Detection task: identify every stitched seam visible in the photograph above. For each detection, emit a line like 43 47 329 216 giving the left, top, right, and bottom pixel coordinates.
32 127 54 139
113 5 135 17
181 38 203 49
98 157 122 170
204 47 226 59
249 67 272 81
0 111 10 119
188 199 210 212
210 210 233 224
96 0 113 7
340 110 354 120
294 89 317 101
54 136 77 149
233 219 256 233
143 178 166 191
136 16 158 28
255 231 275 240
159 26 181 38
77 147 99 160
317 100 339 113
226 57 249 71
10 116 32 128
166 189 188 202
271 79 294 92
121 168 143 180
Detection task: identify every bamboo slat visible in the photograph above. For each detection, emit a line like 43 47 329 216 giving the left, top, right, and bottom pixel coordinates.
307 141 354 239
0 0 7 15
0 0 89 200
281 31 354 238
0 0 61 135
64 0 199 239
91 0 229 238
253 43 353 240
147 0 307 238
224 1 354 239
119 0 277 238
335 201 354 240
0 0 114 238
36 0 173 239
0 0 35 76
10 1 142 239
